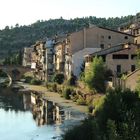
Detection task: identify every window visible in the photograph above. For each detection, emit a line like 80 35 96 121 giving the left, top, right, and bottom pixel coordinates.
117 65 121 73
108 36 111 39
135 39 138 44
131 65 135 72
124 36 128 39
100 44 104 49
112 54 129 59
131 54 137 59
108 44 111 48
137 29 139 35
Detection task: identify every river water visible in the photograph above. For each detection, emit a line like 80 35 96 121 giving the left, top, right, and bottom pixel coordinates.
0 87 86 140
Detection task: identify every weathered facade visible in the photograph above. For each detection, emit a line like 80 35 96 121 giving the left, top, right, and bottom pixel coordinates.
125 69 140 90
118 12 140 36
31 41 46 80
22 47 33 67
53 41 65 73
45 39 54 81
85 43 138 76
65 26 135 78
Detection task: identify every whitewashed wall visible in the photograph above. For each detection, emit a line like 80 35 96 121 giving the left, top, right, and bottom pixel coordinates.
72 48 101 77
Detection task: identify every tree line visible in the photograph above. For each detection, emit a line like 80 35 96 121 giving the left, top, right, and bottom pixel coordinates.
0 15 134 58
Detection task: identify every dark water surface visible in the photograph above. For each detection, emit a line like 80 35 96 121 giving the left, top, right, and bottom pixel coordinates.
0 88 63 140
0 87 86 140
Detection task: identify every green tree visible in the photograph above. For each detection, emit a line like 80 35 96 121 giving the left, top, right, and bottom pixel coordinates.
63 89 140 140
107 119 118 140
84 56 106 92
52 73 64 84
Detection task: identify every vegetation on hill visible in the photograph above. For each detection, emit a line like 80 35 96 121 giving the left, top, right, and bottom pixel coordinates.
0 15 134 58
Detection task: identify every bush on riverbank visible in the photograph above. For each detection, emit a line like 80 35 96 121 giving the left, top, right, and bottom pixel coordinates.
63 88 140 140
63 87 73 99
52 73 65 84
24 76 33 83
30 79 42 85
46 82 58 92
67 74 77 86
23 74 42 85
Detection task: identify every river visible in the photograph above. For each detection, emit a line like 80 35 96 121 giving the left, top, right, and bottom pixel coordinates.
0 87 86 140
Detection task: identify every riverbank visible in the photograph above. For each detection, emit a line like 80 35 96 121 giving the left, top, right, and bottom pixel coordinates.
22 83 88 114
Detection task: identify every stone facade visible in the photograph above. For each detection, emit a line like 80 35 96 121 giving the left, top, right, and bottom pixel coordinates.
125 69 140 91
45 40 54 81
22 47 33 67
54 41 65 73
65 26 135 78
31 41 46 80
105 44 138 75
85 43 138 76
118 12 140 36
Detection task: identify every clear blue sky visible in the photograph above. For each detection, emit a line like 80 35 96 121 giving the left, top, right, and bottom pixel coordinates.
0 0 139 29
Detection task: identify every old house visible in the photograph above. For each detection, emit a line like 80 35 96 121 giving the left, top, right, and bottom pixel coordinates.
85 43 138 76
124 69 140 90
44 39 54 81
118 12 140 36
85 43 139 90
64 25 135 78
22 47 33 67
31 41 46 80
54 42 65 73
53 38 66 73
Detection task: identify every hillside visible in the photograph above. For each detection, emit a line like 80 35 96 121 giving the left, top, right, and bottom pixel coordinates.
0 15 134 58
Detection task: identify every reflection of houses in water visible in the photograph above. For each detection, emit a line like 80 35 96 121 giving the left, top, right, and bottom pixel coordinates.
32 98 65 126
22 92 71 126
23 94 32 110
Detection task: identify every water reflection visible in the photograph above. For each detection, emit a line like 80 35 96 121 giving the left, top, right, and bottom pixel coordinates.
0 88 24 111
0 87 86 140
28 92 65 126
0 88 65 127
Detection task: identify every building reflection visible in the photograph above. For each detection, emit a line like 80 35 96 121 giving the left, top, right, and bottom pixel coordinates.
22 92 66 126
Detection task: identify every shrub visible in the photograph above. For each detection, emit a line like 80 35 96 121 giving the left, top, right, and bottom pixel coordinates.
63 87 72 99
51 83 57 92
24 76 33 83
71 94 79 102
46 83 57 92
30 79 42 85
67 74 77 86
52 73 65 84
88 105 94 113
76 96 86 105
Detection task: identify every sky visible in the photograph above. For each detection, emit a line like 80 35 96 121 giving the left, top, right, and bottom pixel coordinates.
0 0 140 29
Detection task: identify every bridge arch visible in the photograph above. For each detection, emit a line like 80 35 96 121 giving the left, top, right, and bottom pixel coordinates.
0 65 31 84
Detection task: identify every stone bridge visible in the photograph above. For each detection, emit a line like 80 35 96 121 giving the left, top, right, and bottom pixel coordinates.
0 65 31 81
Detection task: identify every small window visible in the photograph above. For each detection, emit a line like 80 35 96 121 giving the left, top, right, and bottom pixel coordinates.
108 44 111 48
117 65 121 73
131 65 135 72
131 54 137 59
137 29 139 34
100 44 104 49
113 54 129 59
124 36 128 39
66 48 69 53
108 36 111 39
135 39 137 44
